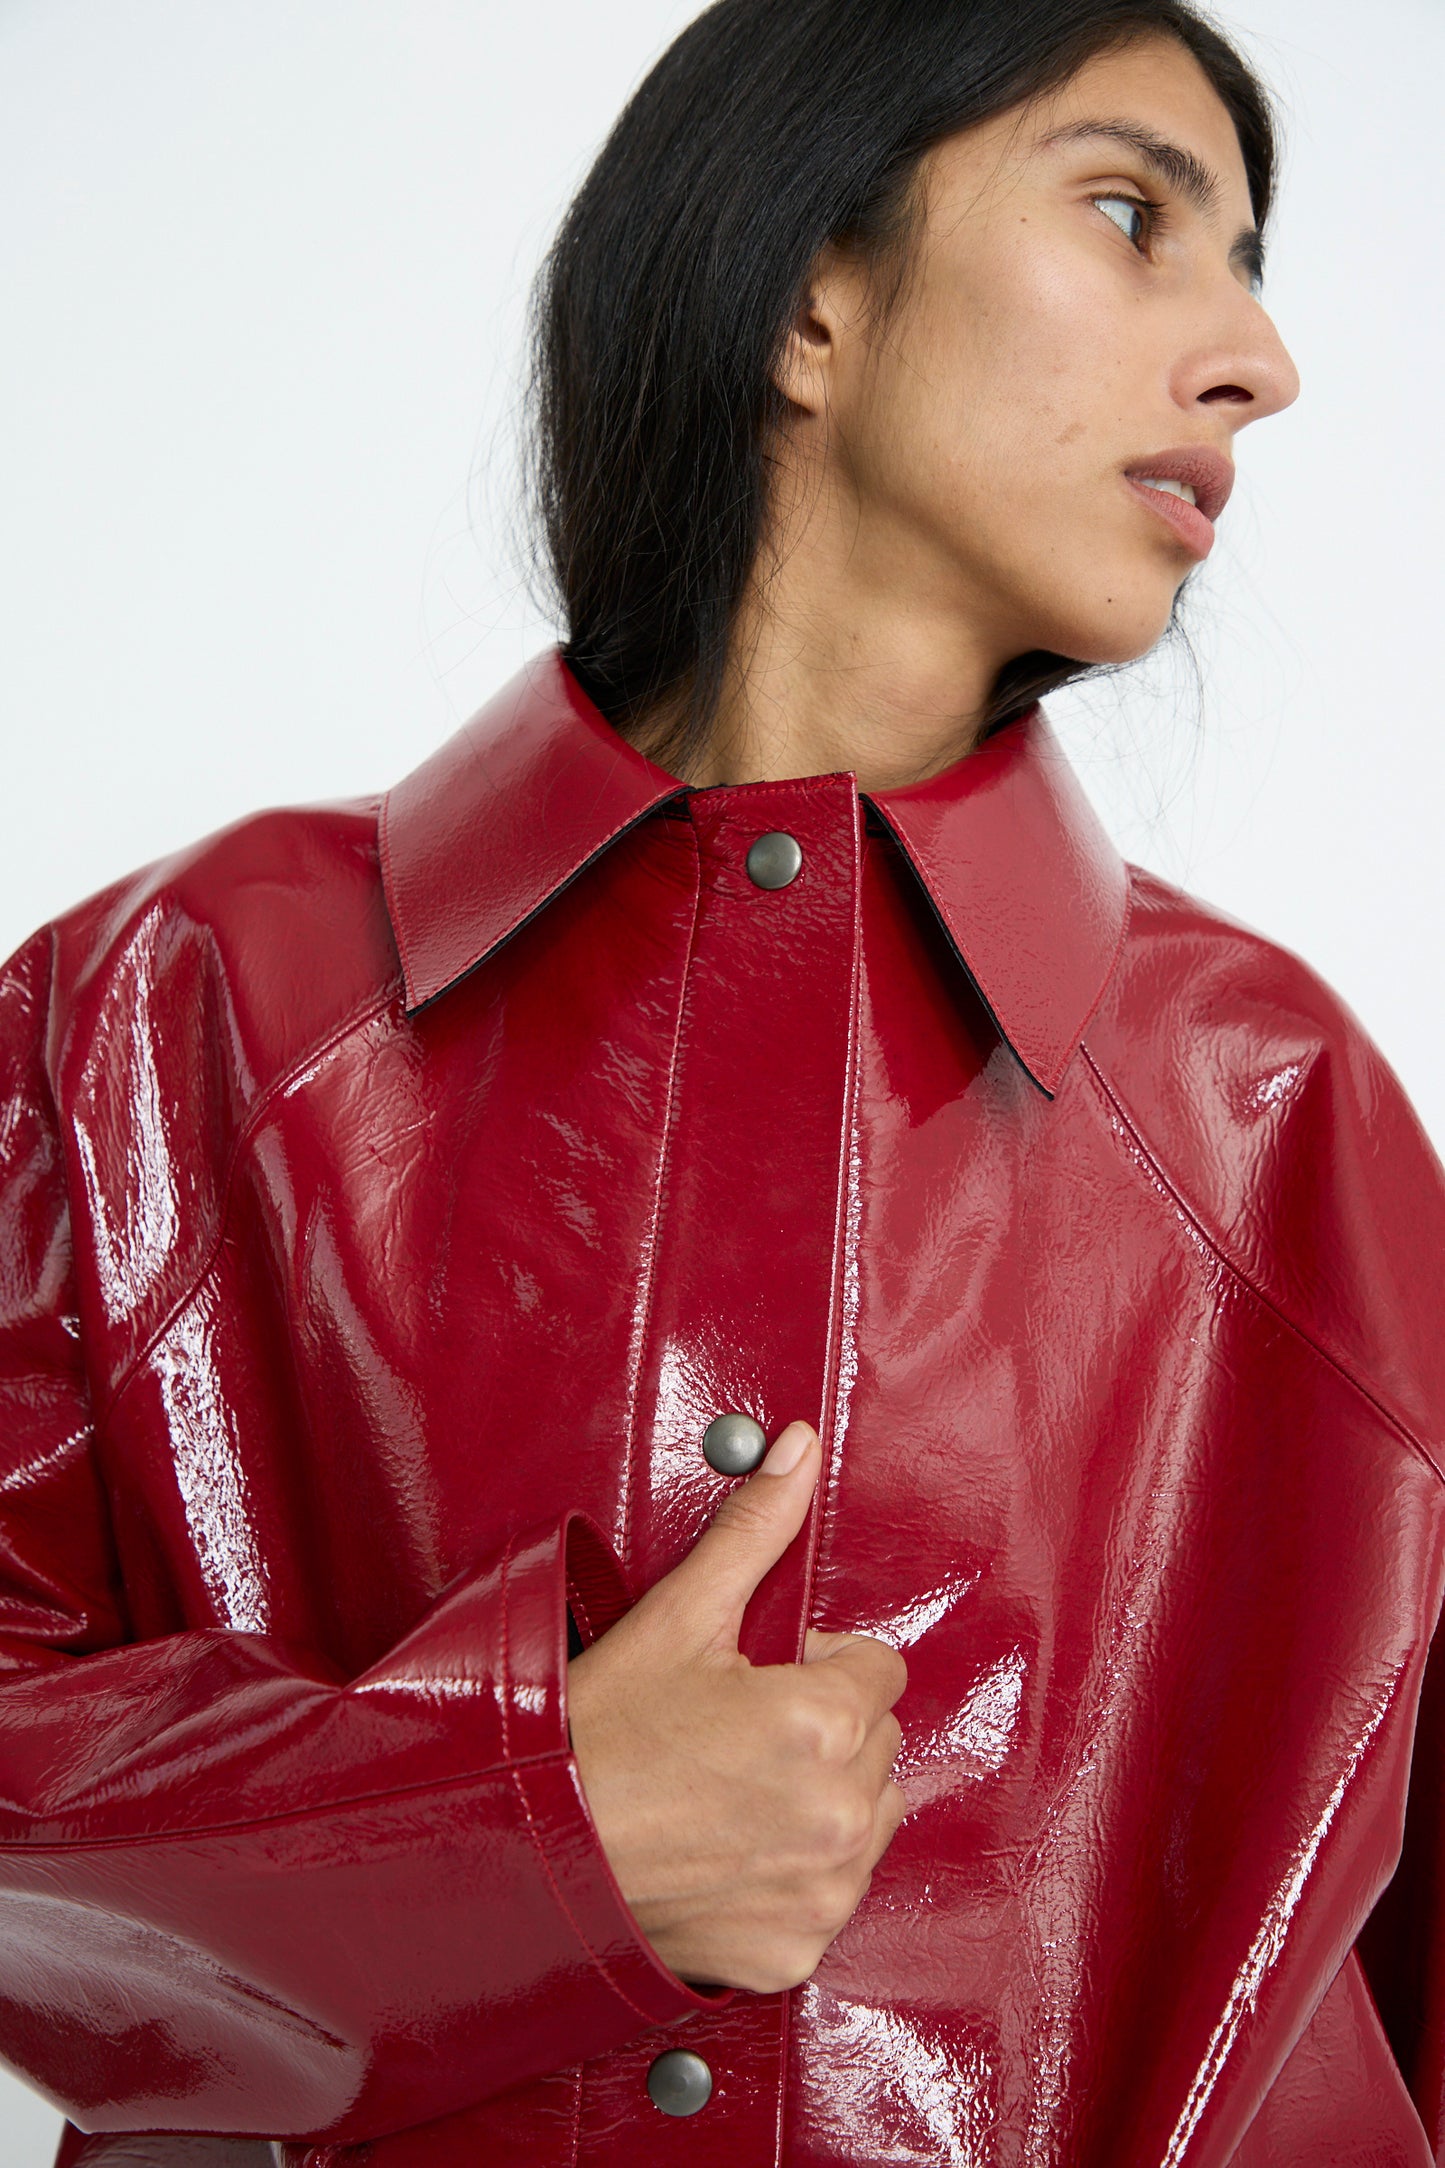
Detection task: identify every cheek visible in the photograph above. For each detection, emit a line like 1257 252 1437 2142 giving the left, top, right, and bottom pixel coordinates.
901 235 1135 501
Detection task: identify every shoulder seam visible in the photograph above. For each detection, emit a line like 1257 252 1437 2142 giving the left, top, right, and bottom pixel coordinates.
98 987 399 1426
1079 1044 1445 1487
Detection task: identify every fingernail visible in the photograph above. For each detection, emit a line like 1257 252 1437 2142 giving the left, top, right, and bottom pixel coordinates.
761 1421 815 1476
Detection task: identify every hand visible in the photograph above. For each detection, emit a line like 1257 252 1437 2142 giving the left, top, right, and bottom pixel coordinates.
566 1420 908 1992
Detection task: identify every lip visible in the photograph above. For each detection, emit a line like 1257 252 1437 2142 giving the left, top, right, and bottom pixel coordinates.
1122 446 1235 560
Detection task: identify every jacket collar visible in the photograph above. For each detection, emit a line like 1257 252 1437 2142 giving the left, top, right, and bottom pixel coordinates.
380 647 1129 1098
865 704 1130 1097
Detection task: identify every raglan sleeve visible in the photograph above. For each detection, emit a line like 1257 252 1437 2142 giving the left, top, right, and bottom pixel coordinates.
0 927 721 2146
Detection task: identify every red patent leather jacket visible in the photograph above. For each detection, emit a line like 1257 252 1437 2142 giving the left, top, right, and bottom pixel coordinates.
3 649 1445 2168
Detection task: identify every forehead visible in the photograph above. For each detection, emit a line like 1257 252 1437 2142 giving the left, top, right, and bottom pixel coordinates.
927 34 1254 218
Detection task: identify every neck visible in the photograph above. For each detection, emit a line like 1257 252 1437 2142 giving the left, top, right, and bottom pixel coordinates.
683 600 999 793
627 449 1019 794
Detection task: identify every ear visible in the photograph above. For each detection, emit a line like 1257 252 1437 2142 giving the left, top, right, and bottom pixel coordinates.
770 243 860 418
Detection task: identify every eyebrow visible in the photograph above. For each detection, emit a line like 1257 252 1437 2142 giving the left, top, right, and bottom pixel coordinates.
1042 119 1265 286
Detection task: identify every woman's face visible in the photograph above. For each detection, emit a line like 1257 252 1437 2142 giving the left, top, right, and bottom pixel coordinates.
803 34 1300 674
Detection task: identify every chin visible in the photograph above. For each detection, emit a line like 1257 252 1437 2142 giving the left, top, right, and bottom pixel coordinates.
1042 582 1179 670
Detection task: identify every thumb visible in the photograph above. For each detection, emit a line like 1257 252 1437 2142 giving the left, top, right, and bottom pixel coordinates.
669 1421 821 1645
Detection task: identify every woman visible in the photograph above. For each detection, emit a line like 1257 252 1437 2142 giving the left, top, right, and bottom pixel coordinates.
3 0 1443 2163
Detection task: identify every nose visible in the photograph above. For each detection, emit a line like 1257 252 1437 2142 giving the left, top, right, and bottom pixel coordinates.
1178 284 1301 429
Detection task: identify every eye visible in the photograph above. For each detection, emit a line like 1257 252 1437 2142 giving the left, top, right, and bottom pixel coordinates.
1092 192 1153 249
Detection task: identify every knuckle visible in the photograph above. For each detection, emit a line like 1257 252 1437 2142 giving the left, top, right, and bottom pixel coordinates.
800 1681 868 1762
778 1687 833 1758
819 1704 868 1764
813 1789 873 1864
800 1868 863 1939
843 1702 872 1758
770 1683 821 1754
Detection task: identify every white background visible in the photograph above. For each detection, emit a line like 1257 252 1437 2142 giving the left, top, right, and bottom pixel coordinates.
2 1 1442 2158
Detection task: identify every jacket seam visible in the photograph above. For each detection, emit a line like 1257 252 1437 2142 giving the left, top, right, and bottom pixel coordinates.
1080 1045 1444 1485
766 806 870 2159
774 809 863 2166
506 1761 659 2027
567 1584 597 1644
97 988 400 1426
499 1529 660 2026
615 826 704 1582
0 1740 571 1857
567 2064 584 2168
804 817 865 1648
1164 1651 1411 2168
498 1532 515 1763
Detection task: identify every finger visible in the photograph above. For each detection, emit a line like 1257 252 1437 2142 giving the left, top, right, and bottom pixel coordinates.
856 1710 904 1799
802 1630 908 1717
664 1422 821 1641
865 1778 909 1869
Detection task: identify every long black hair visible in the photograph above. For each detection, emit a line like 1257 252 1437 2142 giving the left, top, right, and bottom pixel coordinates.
525 0 1276 769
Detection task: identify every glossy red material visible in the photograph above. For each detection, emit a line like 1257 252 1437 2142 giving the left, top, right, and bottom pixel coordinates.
3 649 1445 2165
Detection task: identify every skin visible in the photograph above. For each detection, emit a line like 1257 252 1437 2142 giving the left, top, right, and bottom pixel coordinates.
568 33 1301 1992
568 1423 904 1992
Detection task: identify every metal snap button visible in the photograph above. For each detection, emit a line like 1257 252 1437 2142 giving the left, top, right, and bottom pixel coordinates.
647 2047 714 2116
745 831 803 889
701 1412 768 1476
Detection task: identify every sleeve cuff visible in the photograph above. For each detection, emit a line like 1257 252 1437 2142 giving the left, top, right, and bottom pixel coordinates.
500 1511 734 2033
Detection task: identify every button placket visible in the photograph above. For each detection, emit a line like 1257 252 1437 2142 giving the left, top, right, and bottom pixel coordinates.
624 778 859 1665
583 778 861 2165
